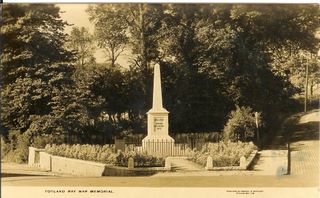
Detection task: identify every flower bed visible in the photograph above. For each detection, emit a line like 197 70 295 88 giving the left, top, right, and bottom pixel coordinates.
190 141 256 167
45 144 164 167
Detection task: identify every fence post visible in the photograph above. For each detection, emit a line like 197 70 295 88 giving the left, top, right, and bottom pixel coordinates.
205 156 213 170
240 156 246 169
165 157 171 170
287 137 291 175
128 157 134 170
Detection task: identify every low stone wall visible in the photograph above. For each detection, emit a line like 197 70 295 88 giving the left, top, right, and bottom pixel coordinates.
28 147 45 167
29 146 258 176
50 155 107 177
39 152 52 171
29 147 170 177
245 150 258 169
27 147 264 176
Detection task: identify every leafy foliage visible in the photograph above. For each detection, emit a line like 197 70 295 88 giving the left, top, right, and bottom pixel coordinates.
223 106 261 142
87 5 128 67
1 4 319 163
66 26 96 69
191 141 256 167
1 136 10 159
0 4 96 161
45 144 165 167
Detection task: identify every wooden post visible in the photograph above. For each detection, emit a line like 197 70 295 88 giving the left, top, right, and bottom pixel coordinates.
287 137 291 175
255 112 260 150
304 58 309 112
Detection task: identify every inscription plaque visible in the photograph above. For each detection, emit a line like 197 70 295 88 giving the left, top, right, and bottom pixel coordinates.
154 117 164 131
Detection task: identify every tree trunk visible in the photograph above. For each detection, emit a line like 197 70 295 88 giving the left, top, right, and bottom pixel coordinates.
304 60 309 112
117 113 121 122
310 80 313 97
138 4 151 112
111 47 116 67
139 4 145 68
108 113 114 123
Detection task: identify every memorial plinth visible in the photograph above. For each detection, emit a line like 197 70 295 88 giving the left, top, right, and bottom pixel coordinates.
142 64 174 155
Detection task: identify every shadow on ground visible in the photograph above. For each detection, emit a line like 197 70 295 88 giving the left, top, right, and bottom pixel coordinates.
1 173 45 178
247 153 261 171
290 121 319 142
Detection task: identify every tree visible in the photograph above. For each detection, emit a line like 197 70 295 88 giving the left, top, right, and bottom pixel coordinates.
1 4 73 85
87 4 165 113
154 4 231 132
87 5 128 67
82 4 318 137
90 65 129 123
125 4 166 113
0 4 94 161
270 48 320 95
223 106 259 142
1 4 74 132
67 26 96 69
157 4 319 135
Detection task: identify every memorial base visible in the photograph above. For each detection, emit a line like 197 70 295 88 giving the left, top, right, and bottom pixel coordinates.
142 135 175 156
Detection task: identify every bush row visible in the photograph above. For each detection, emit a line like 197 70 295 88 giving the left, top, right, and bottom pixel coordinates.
45 144 165 167
191 141 256 167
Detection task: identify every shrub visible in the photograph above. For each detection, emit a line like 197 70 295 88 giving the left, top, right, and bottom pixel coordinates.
32 135 64 149
2 128 66 163
223 106 261 142
45 144 164 167
115 146 164 167
1 136 10 159
192 141 256 167
2 131 32 163
14 133 32 163
3 133 30 163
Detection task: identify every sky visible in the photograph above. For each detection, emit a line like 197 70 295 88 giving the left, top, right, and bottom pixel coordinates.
58 4 93 33
57 4 131 66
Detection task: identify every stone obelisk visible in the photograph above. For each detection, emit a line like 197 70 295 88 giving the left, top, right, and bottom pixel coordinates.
142 63 174 155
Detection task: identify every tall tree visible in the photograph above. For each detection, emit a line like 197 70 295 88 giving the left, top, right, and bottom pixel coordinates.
87 4 165 131
0 4 95 160
157 4 232 132
157 4 319 133
67 26 96 68
87 4 128 67
1 4 73 85
124 4 165 112
1 4 73 133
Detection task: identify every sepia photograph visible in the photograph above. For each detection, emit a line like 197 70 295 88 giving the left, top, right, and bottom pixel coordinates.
1 1 319 198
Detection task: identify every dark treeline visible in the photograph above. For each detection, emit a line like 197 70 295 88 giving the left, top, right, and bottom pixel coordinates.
0 4 319 162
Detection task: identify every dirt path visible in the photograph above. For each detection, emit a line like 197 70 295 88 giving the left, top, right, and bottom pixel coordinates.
169 157 204 171
1 162 58 177
251 109 319 177
290 109 319 176
252 150 288 175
